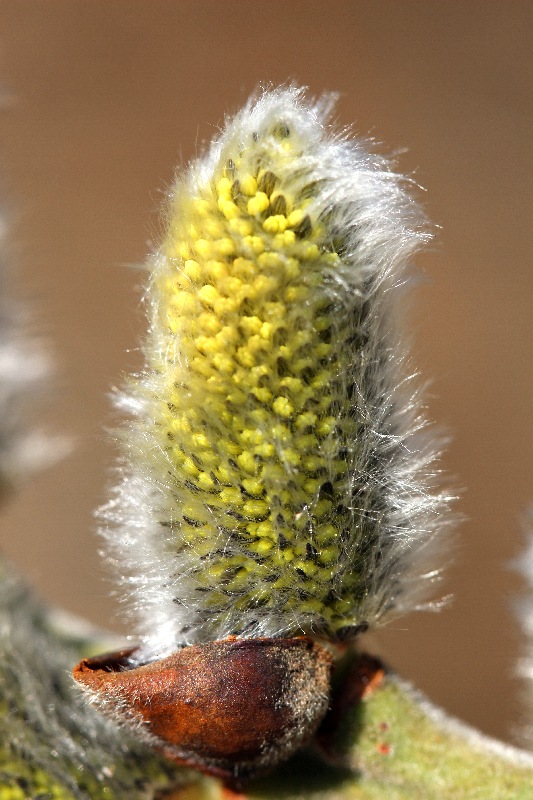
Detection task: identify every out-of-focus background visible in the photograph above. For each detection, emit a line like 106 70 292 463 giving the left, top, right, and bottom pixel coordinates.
0 0 531 745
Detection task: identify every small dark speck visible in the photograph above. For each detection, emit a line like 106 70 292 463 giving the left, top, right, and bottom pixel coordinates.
278 532 289 549
306 543 318 561
274 122 291 138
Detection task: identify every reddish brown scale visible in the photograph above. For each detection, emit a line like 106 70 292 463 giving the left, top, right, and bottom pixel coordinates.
316 653 384 762
73 636 332 784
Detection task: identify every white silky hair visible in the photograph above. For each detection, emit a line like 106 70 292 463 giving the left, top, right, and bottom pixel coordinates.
100 86 454 662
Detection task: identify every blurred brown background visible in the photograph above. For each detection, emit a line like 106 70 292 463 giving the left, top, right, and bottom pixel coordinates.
0 0 532 745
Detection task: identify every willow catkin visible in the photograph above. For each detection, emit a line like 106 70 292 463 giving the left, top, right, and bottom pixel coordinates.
101 86 451 663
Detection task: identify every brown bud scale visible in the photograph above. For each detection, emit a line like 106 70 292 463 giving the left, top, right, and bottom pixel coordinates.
73 636 332 783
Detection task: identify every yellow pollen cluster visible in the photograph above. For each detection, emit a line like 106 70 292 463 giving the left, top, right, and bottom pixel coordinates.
151 122 364 637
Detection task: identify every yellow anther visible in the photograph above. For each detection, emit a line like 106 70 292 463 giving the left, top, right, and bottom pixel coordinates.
287 209 306 228
253 521 271 538
218 197 240 221
169 414 190 435
317 417 336 436
192 198 212 217
272 574 292 591
240 175 257 196
298 434 318 450
333 599 353 616
301 243 320 260
240 315 263 335
260 322 273 340
271 423 290 442
272 230 296 250
242 477 264 496
203 218 225 239
250 408 269 425
191 432 210 449
199 449 218 468
213 237 236 258
298 598 324 614
237 346 255 369
213 296 238 316
211 353 234 374
294 561 317 578
183 259 202 281
171 291 197 314
252 387 272 403
221 276 244 297
194 239 213 259
205 259 228 283
316 523 338 543
194 336 217 356
188 536 212 558
242 235 265 255
216 177 233 198
208 562 230 581
284 285 309 303
280 549 295 563
303 455 322 473
304 478 322 495
279 376 303 394
228 217 253 237
247 192 270 215
198 471 215 490
182 457 199 477
310 371 330 389
250 274 278 299
247 334 266 354
237 451 257 474
257 252 284 271
295 411 317 430
314 499 332 517
215 326 239 347
227 388 246 405
255 442 275 458
215 464 232 483
273 397 293 418
252 538 274 554
247 429 264 446
318 546 338 566
190 355 211 377
174 242 190 261
314 342 331 358
285 257 300 279
232 257 256 280
219 434 241 455
206 375 226 395
283 449 301 466
198 284 219 307
333 458 349 475
262 215 288 234
250 365 269 383
243 499 268 518
198 312 221 334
